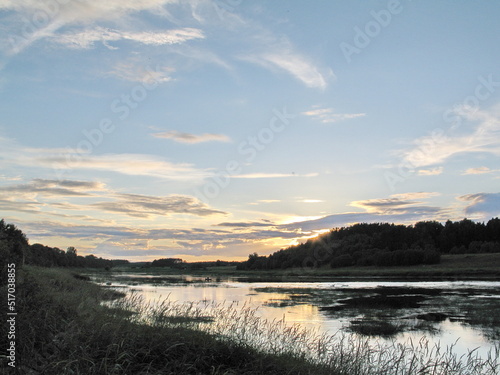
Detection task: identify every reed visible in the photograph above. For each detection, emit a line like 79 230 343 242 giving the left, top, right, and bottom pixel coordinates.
111 291 500 375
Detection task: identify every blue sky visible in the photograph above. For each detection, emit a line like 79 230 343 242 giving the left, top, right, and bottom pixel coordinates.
1 0 500 261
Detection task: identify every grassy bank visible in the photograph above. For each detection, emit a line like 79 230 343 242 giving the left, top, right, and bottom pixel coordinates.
292 253 500 279
3 266 498 375
2 266 338 374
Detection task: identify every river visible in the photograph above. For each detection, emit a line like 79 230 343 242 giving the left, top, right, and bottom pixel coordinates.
91 272 500 363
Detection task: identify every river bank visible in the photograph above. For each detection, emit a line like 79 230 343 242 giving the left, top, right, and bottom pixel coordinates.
5 266 335 374
114 253 500 281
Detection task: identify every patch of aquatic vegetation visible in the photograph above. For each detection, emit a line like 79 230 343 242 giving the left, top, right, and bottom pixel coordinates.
348 316 442 338
262 294 313 308
89 272 224 287
263 299 302 308
255 285 500 340
110 292 500 375
349 319 406 337
453 296 500 341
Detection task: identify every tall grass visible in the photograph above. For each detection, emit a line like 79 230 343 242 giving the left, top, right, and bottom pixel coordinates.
5 267 337 374
112 292 500 375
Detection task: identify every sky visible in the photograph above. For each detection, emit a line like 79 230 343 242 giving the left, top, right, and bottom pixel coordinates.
1 0 500 262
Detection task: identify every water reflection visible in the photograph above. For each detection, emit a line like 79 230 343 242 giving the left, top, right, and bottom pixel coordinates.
92 273 500 359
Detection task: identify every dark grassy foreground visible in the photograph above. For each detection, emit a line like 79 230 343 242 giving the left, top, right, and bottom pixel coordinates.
0 266 339 375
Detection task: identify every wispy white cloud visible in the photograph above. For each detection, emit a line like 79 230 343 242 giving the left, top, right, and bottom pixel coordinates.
51 153 212 180
1 0 334 93
280 210 446 232
110 61 173 83
248 199 281 205
350 192 440 215
462 166 496 175
302 106 366 123
401 105 500 168
0 0 176 22
0 175 22 182
417 167 443 176
239 35 333 89
0 0 178 54
216 220 274 228
0 179 106 197
258 52 329 89
54 27 204 50
459 193 500 220
152 130 231 144
93 193 226 218
233 172 318 179
277 192 445 232
0 179 226 219
218 192 446 234
166 45 232 71
0 137 211 181
390 192 441 200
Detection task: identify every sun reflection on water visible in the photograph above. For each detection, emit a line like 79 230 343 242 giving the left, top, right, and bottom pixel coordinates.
99 274 500 361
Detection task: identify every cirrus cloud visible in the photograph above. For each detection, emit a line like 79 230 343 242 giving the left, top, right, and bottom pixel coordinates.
0 137 212 181
459 193 500 220
152 130 231 144
93 193 226 218
401 105 500 168
302 106 366 123
462 166 496 175
54 26 204 50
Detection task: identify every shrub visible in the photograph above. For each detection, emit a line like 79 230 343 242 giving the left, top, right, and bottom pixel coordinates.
330 254 355 268
422 249 441 264
374 249 440 267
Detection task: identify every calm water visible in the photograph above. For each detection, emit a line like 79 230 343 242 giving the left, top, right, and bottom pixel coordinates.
92 272 500 359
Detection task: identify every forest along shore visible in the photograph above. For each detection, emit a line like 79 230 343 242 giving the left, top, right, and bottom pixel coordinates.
115 253 500 282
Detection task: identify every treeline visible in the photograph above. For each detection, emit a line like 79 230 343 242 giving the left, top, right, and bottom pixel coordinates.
151 258 184 267
237 218 500 270
150 258 239 270
0 219 121 271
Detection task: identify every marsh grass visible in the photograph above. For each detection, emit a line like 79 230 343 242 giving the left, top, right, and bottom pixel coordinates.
110 290 500 375
255 284 500 342
5 266 499 375
348 319 405 336
5 267 337 374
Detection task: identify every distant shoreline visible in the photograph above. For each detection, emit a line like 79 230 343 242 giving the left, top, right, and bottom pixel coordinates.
112 253 500 282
